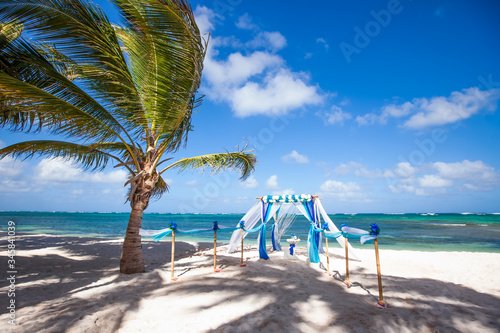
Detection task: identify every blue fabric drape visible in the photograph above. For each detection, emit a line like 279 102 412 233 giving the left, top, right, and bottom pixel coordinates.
323 231 342 239
152 229 173 242
259 224 270 260
303 200 316 223
308 224 320 263
262 202 274 223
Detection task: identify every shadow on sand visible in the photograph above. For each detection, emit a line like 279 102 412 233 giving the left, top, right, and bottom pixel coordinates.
1 233 499 332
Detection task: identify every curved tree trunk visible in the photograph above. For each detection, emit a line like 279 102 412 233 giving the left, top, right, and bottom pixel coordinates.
120 169 157 274
120 204 146 274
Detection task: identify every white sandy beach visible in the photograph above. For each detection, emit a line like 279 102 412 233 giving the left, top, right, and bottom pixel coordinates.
2 233 500 333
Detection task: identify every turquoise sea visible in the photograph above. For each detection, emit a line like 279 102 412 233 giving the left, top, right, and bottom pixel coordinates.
1 211 500 252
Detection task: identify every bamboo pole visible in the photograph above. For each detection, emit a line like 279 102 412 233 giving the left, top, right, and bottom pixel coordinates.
374 238 386 307
317 207 330 276
256 195 322 200
325 237 331 275
214 230 220 272
344 236 351 286
171 229 178 281
240 228 246 267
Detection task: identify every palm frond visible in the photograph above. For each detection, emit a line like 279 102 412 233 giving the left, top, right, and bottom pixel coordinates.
0 38 136 143
113 0 206 148
0 140 127 171
0 20 24 50
150 175 169 199
0 0 146 129
160 150 257 180
0 71 122 142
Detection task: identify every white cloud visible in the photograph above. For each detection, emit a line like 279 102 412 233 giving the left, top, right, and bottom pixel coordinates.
34 158 128 184
317 105 352 125
0 156 31 192
320 180 366 201
87 170 128 183
0 179 32 193
390 162 417 178
331 160 500 196
200 7 323 117
235 13 257 30
281 150 309 164
35 158 82 182
246 31 287 52
433 160 495 180
185 180 200 187
386 160 500 194
194 6 219 34
404 88 500 128
0 157 23 177
266 175 279 190
356 88 500 128
432 160 500 190
334 162 382 178
388 177 417 194
240 175 258 189
356 101 413 126
418 175 453 188
204 51 283 97
230 69 322 117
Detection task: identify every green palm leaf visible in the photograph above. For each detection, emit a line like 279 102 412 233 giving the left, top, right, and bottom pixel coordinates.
0 0 146 129
0 140 120 171
161 150 257 180
113 0 206 147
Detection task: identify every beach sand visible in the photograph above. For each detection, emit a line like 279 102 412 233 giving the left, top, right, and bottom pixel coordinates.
2 233 500 333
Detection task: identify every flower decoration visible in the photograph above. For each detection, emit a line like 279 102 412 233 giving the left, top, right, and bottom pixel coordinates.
369 223 380 236
169 222 177 230
239 221 245 229
322 222 329 231
213 221 219 231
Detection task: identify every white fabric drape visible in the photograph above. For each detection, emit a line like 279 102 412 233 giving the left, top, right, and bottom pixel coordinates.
316 200 359 260
139 227 171 236
262 203 281 224
228 202 261 253
342 226 378 244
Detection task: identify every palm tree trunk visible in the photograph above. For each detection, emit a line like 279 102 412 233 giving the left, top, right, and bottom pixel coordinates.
120 204 146 274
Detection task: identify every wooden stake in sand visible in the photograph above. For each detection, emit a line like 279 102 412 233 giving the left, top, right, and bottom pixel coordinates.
213 228 220 272
343 236 351 286
171 228 178 281
325 236 331 275
319 213 331 276
374 238 386 307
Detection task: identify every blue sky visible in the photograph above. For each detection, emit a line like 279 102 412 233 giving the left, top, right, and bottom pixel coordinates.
1 0 500 213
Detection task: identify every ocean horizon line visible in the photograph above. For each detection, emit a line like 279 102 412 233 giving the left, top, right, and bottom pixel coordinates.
1 210 500 215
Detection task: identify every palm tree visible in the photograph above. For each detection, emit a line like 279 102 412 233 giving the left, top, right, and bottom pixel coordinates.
0 0 256 274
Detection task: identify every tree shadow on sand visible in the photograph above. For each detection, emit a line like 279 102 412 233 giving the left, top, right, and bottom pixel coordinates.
0 233 207 332
163 254 500 333
2 233 499 333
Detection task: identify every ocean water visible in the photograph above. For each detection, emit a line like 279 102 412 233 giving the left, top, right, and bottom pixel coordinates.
1 211 500 253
